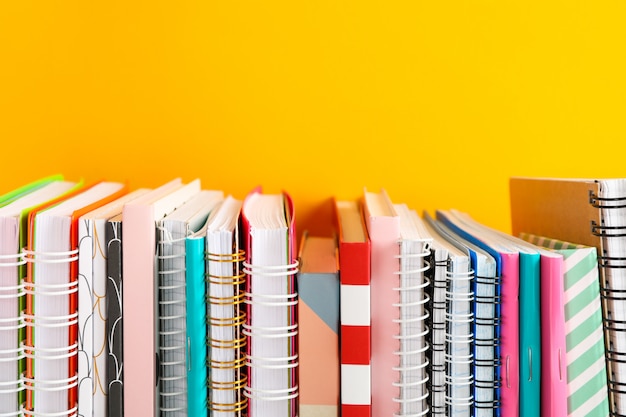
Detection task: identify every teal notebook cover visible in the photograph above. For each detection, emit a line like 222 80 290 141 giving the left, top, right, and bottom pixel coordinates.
519 251 541 417
186 236 208 417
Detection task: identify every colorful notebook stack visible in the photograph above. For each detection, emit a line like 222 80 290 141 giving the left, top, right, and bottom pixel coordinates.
0 174 622 417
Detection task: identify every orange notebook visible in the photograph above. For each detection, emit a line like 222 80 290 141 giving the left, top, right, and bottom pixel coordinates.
24 181 127 415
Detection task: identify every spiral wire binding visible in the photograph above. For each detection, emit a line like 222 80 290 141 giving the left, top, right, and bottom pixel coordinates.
242 261 299 405
21 248 79 417
393 239 431 417
590 190 626 416
206 249 248 415
473 273 502 413
426 258 447 417
157 229 188 415
445 268 474 414
0 253 27 416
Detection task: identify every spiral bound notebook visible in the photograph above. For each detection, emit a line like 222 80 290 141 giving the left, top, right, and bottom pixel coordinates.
425 212 500 417
0 179 75 417
156 190 223 416
24 181 127 417
510 177 626 417
394 204 432 417
438 209 520 417
242 189 298 417
205 195 246 417
443 209 542 417
422 212 474 417
122 178 200 417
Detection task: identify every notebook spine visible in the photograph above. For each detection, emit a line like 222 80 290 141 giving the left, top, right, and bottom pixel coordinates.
445 267 474 416
242 261 299 415
206 249 248 416
22 248 79 416
472 274 502 416
0 252 26 416
104 221 123 417
590 190 626 417
427 258 447 417
393 239 431 417
157 230 188 416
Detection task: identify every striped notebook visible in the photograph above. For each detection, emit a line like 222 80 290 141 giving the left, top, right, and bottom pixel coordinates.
522 234 610 417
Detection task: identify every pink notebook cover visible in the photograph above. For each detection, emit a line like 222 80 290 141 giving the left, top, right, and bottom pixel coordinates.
363 192 400 417
539 251 568 417
499 251 520 417
122 179 182 417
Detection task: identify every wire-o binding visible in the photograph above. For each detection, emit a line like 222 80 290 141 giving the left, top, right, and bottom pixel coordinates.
428 258 447 416
393 241 431 417
242 260 299 405
157 232 188 415
0 252 27 268
22 404 78 417
206 250 248 416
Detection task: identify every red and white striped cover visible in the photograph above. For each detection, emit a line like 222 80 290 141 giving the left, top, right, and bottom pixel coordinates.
335 200 371 417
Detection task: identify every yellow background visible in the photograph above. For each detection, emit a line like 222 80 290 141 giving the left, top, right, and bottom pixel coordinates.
1 1 625 236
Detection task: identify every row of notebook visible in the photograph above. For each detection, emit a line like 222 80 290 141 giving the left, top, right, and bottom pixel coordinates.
0 175 301 417
0 175 625 417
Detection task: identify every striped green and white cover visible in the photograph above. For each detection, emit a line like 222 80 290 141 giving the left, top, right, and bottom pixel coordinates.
523 234 609 417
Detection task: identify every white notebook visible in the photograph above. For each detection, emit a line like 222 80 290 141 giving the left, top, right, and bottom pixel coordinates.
394 204 432 417
205 195 246 416
0 180 75 416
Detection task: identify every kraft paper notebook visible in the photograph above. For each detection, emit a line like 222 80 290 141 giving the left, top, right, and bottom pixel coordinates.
510 177 626 416
438 209 520 417
0 179 76 416
24 181 127 417
157 190 223 416
242 189 298 417
297 233 339 417
77 189 148 417
425 212 500 417
522 234 610 417
122 178 200 417
334 199 371 417
423 212 474 417
204 195 246 417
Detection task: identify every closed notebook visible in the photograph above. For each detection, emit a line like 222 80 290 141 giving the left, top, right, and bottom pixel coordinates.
425 212 500 417
393 205 432 417
437 209 519 417
105 214 124 417
522 234 610 417
205 195 246 417
0 179 76 416
422 212 474 417
242 189 298 417
77 189 148 417
157 189 223 416
24 181 127 416
445 209 542 417
297 233 339 417
510 177 626 415
334 199 371 417
122 178 201 417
